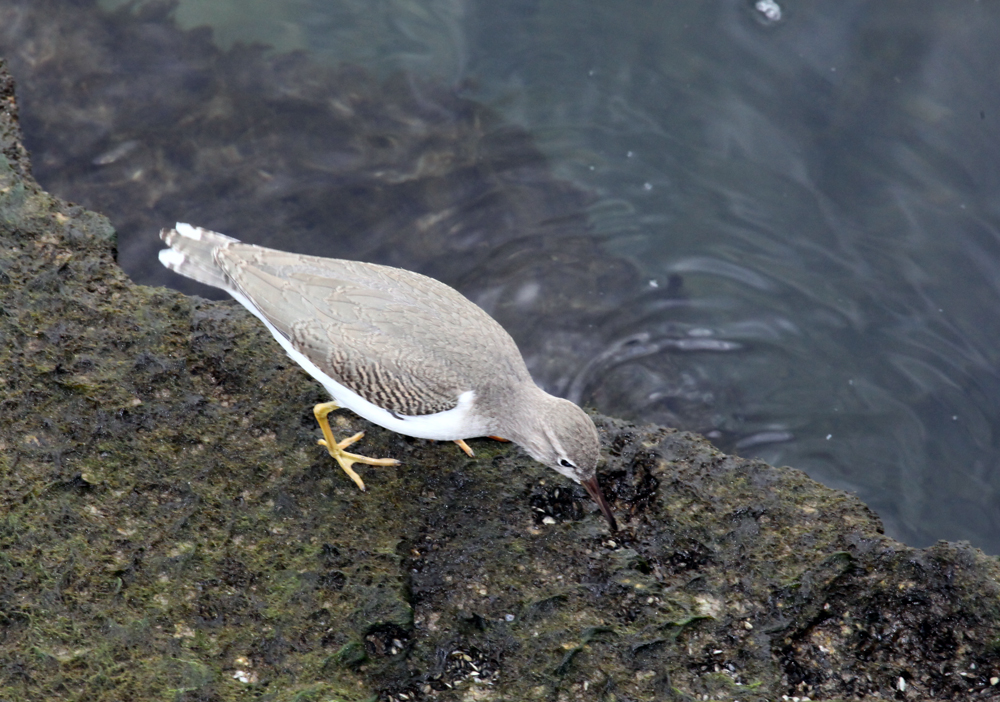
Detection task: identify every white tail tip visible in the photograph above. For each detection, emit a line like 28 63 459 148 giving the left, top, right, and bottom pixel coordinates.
174 222 203 240
158 247 186 270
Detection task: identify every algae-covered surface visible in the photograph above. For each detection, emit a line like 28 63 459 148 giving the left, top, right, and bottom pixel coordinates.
3 58 1000 702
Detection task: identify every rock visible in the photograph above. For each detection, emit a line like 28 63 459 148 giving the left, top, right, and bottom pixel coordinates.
2 55 1000 702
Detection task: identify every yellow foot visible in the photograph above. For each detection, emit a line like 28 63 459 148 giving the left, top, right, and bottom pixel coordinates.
314 401 400 491
454 438 475 457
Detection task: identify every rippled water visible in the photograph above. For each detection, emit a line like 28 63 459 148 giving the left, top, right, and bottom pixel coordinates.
5 0 1000 552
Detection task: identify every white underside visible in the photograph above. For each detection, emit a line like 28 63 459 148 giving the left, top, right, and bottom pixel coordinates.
227 288 490 441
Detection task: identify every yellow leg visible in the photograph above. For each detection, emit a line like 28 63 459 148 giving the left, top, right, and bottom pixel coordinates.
313 401 400 491
454 439 475 457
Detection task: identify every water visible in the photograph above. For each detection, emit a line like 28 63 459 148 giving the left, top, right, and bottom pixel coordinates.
4 0 1000 552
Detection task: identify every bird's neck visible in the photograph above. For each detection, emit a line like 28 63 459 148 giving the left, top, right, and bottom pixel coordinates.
482 383 552 445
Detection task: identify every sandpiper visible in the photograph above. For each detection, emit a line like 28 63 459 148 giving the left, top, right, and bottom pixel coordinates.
158 223 616 530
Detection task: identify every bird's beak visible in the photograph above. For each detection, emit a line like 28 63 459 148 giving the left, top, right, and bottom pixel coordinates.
581 475 618 532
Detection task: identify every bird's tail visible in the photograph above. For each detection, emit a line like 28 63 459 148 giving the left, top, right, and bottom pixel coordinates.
158 223 240 291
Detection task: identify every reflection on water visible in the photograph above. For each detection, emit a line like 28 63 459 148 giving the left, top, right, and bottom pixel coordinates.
3 0 1000 553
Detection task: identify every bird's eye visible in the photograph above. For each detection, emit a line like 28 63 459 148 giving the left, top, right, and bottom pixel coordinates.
559 458 575 469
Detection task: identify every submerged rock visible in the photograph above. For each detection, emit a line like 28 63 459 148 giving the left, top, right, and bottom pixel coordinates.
3 55 1000 702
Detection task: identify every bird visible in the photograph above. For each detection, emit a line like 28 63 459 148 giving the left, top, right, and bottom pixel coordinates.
158 223 617 531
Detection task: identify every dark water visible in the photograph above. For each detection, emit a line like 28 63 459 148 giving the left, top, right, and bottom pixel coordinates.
4 0 1000 553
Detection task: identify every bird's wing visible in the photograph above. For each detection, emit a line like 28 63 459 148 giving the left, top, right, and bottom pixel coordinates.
214 243 529 416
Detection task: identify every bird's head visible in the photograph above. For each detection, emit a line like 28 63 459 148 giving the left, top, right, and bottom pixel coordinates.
508 393 617 531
